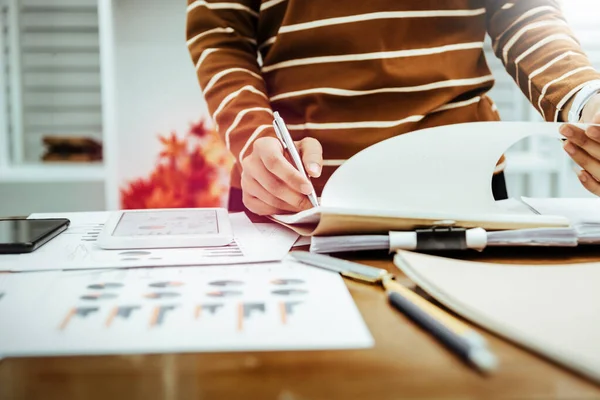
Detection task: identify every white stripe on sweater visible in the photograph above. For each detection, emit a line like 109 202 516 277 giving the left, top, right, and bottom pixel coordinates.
195 48 219 71
493 5 556 52
537 67 593 120
187 27 234 47
187 1 259 18
528 51 582 100
432 96 481 113
502 20 566 64
286 115 425 130
260 0 286 11
259 36 277 50
213 85 268 126
239 124 272 161
262 42 484 73
514 34 577 86
270 76 493 101
204 67 263 95
225 107 272 149
280 9 486 34
554 81 589 122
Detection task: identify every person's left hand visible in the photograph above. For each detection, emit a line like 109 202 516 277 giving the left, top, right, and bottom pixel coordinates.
560 94 600 196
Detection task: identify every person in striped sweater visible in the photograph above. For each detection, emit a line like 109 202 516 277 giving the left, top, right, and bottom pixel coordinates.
186 0 600 215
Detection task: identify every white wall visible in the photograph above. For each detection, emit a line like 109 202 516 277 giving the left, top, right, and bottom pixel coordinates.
0 182 105 216
109 0 208 200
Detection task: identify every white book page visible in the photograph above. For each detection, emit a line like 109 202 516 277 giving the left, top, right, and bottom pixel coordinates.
322 122 569 214
522 197 600 223
0 261 373 357
274 122 577 224
272 207 321 224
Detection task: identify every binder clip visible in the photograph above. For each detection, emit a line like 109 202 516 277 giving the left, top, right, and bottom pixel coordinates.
415 227 468 251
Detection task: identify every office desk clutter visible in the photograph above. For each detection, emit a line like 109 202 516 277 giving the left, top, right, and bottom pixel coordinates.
0 208 372 357
0 211 299 272
2 121 600 386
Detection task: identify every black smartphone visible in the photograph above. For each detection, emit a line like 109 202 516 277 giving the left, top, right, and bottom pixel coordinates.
0 218 70 254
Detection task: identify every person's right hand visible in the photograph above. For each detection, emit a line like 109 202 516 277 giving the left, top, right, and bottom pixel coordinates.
241 136 323 215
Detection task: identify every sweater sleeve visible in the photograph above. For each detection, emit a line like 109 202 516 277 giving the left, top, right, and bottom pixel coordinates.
486 0 600 122
186 0 276 164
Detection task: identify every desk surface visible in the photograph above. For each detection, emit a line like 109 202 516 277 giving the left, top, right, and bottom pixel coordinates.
2 247 600 400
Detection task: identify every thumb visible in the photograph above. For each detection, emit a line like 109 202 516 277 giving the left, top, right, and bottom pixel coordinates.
296 137 323 178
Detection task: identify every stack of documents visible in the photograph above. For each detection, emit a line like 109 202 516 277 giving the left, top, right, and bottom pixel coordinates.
310 228 578 253
522 197 600 244
309 198 600 253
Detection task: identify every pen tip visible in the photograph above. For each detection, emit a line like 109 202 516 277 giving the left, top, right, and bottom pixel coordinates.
470 348 499 373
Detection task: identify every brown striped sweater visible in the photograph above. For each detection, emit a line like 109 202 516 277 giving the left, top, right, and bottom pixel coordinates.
186 0 600 193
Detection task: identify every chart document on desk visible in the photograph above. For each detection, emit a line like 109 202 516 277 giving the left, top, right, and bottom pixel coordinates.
0 261 373 356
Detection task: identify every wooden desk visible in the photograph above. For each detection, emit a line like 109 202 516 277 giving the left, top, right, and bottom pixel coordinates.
2 248 600 400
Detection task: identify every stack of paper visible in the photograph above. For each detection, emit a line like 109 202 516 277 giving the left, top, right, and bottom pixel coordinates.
522 197 600 243
308 198 600 254
486 227 578 246
309 227 578 253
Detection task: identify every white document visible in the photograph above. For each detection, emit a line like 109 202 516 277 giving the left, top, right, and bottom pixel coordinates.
0 212 299 272
274 122 583 235
395 250 600 385
0 261 373 357
0 271 62 359
522 197 600 243
522 197 600 223
293 236 312 247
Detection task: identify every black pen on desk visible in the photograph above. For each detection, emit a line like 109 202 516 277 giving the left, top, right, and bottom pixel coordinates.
289 251 498 374
381 275 498 374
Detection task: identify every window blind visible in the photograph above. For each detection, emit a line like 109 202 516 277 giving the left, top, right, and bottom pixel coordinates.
3 0 102 163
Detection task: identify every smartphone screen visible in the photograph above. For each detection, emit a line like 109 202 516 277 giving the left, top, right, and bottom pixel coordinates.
0 219 70 252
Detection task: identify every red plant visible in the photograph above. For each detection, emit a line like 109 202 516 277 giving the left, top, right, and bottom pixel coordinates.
120 120 233 209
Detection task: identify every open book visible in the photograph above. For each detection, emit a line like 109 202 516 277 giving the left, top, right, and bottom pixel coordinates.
272 122 578 236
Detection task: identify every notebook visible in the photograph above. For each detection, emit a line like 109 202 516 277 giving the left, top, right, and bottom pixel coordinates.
394 250 600 384
272 122 578 236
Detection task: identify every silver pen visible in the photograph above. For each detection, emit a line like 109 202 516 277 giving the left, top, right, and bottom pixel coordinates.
273 112 319 208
